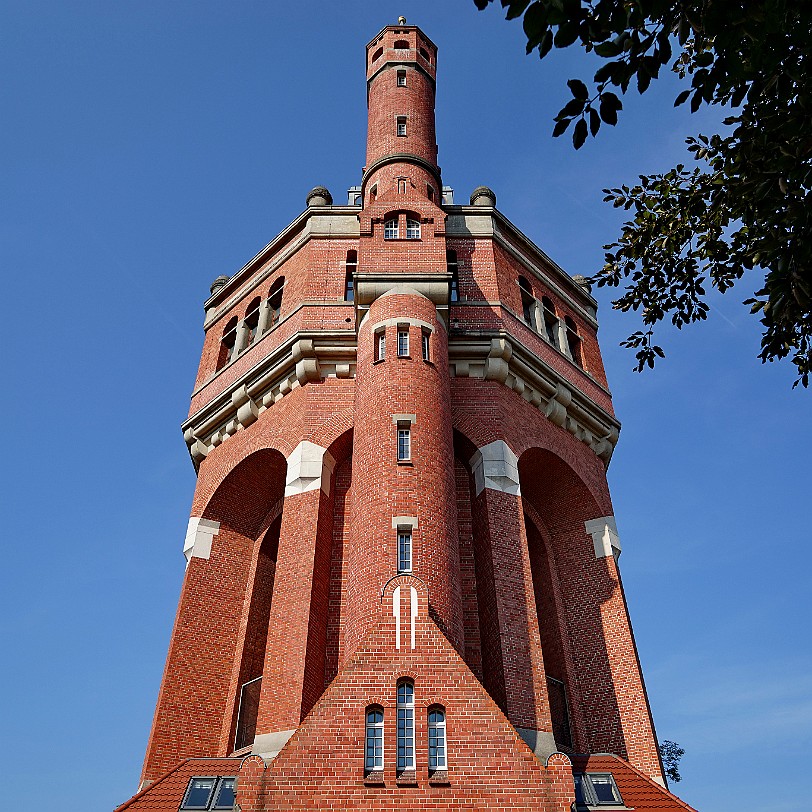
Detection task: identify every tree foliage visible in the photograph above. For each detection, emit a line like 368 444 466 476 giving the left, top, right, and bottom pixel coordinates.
474 0 812 386
658 739 685 784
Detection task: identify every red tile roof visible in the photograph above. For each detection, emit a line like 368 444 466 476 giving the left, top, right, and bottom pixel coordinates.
572 754 697 811
115 758 241 812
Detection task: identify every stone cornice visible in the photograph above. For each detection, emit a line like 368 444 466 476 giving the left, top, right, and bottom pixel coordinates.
182 330 357 469
448 332 620 463
181 323 619 470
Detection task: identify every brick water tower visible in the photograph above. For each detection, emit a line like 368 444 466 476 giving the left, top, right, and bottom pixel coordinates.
116 18 696 812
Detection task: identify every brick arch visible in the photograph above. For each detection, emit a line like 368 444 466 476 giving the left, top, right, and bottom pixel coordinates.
201 448 287 539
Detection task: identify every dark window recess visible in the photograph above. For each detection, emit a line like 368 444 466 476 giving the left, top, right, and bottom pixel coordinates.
447 250 459 302
244 298 261 347
345 251 357 301
268 278 284 328
234 676 262 751
181 777 237 810
573 773 624 807
546 676 572 749
217 317 239 371
541 296 559 346
394 39 409 49
519 277 535 326
565 316 583 368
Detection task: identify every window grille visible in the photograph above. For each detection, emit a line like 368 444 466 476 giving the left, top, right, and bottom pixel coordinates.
405 218 420 239
397 682 415 771
397 425 411 461
398 530 412 573
397 70 407 86
428 707 447 770
365 708 384 771
397 116 407 137
234 676 262 751
384 219 399 239
397 329 409 356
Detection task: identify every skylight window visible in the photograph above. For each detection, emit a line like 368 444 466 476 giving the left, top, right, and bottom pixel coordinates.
181 777 237 811
573 773 623 807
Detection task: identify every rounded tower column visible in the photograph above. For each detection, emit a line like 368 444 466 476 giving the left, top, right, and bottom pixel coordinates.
343 290 463 663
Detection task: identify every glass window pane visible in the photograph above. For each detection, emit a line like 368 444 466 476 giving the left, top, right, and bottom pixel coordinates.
573 774 587 805
213 778 236 809
183 778 216 809
589 774 621 804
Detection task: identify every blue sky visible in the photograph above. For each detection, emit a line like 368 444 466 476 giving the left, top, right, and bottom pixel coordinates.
1 2 809 811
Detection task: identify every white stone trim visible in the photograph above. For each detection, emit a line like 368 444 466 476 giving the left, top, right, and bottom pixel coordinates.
252 729 296 760
368 317 437 335
391 414 416 425
470 440 521 496
285 441 336 497
183 518 221 565
392 516 418 529
584 515 621 560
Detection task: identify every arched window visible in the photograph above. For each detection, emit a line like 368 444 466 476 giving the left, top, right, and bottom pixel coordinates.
217 316 238 371
564 316 583 368
384 219 399 239
244 297 261 348
519 277 535 327
393 39 409 49
268 277 284 329
406 218 421 239
365 707 384 772
371 46 383 64
541 296 559 347
419 47 430 63
397 681 415 772
345 251 357 301
428 706 447 771
447 250 459 302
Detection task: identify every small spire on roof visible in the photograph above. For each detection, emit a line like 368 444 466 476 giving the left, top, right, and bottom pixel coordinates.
398 16 406 25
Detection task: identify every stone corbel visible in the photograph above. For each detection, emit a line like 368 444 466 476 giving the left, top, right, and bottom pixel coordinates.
184 427 210 465
545 383 572 428
584 515 622 560
285 441 336 497
484 338 512 384
232 384 259 428
292 339 321 384
470 440 521 496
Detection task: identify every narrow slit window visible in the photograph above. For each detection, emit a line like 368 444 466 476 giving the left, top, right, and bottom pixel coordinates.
541 296 559 348
244 298 261 347
421 329 430 362
405 218 420 239
428 707 447 771
519 277 535 328
365 707 384 772
217 317 239 371
397 116 407 137
397 69 407 87
565 316 583 368
268 277 284 329
397 328 409 357
397 528 412 573
375 330 386 361
447 250 459 302
427 184 434 202
397 682 415 771
384 218 399 239
397 423 411 461
345 250 357 301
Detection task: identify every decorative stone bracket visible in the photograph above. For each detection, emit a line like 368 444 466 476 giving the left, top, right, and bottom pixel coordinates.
470 440 521 496
182 517 220 566
584 515 621 560
285 441 336 497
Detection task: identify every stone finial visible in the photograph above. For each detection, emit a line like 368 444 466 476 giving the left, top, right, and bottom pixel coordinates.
398 16 407 25
571 273 593 294
209 275 230 296
470 185 496 207
306 186 333 207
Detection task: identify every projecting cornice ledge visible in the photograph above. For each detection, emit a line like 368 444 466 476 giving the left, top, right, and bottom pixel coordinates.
182 331 357 470
449 334 620 463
